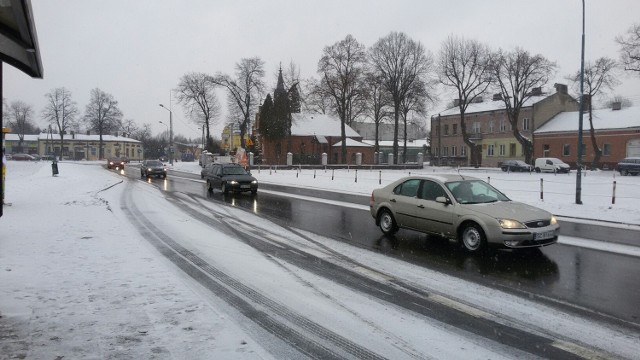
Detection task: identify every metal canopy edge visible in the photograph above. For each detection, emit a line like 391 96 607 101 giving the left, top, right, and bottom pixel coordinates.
0 0 43 78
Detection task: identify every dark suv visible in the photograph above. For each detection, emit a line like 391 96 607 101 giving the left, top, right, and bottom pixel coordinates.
616 157 640 176
202 163 258 194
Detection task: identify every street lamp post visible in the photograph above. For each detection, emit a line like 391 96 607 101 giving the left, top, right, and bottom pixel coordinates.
159 104 173 165
575 0 585 205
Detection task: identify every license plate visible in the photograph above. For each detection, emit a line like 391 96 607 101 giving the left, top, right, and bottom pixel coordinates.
240 185 250 189
534 230 554 240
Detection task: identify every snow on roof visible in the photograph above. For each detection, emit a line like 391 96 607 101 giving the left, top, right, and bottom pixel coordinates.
291 113 361 137
362 139 429 147
438 95 548 117
535 106 640 133
332 138 373 147
4 133 141 143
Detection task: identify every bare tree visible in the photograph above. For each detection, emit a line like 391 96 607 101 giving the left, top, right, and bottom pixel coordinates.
616 23 640 74
492 48 556 164
399 79 435 162
83 88 123 160
120 118 139 138
302 77 332 115
6 101 36 153
41 87 78 159
363 70 392 153
317 35 368 163
567 57 620 169
369 31 434 164
175 72 220 152
213 57 265 149
437 35 494 166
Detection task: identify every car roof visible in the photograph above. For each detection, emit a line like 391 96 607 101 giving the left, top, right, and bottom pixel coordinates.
396 174 480 184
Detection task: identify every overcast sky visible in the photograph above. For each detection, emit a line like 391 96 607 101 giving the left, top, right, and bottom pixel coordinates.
5 0 640 140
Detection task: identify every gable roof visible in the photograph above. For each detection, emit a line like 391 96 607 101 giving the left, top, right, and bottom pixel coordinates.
332 138 373 147
535 106 640 133
291 113 361 137
438 95 549 117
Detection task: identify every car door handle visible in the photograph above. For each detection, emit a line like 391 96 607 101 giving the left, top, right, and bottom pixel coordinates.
417 204 425 208
390 198 396 202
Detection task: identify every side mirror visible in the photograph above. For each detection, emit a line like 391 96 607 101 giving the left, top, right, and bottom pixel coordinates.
435 196 451 205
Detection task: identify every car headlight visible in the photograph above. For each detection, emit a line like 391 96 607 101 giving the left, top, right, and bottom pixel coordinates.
147 167 152 171
229 180 238 185
251 180 258 185
498 219 526 229
550 216 557 225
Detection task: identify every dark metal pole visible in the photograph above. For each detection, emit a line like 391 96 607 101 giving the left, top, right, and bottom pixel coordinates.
576 0 585 205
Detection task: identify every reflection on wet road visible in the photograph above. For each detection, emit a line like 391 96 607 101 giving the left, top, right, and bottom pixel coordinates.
137 169 640 327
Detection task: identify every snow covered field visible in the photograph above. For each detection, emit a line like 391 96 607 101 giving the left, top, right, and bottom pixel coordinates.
1 160 639 359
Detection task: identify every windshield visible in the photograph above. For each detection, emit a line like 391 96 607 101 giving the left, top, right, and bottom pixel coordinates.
222 166 249 175
446 180 510 204
146 160 163 166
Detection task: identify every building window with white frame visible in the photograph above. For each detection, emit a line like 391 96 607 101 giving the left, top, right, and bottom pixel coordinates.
603 143 611 156
563 144 570 156
499 144 506 156
461 146 467 156
451 146 457 156
522 117 530 131
473 122 481 134
487 144 495 156
500 119 507 132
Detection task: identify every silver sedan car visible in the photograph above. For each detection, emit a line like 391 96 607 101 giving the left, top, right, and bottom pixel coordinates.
370 174 559 253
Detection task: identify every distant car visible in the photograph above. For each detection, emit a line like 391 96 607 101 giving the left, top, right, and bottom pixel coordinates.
41 154 56 161
159 156 169 162
500 160 533 172
11 154 36 161
120 156 130 163
369 174 559 253
107 157 125 169
534 157 570 173
201 162 216 179
140 159 167 178
202 163 258 194
615 157 640 176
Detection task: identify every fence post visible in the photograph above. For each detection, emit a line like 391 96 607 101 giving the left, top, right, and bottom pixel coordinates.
379 170 382 185
314 169 316 179
332 169 334 180
540 178 544 200
355 169 358 183
487 176 491 184
612 180 617 205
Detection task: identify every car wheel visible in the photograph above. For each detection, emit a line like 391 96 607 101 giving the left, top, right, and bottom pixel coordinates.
206 180 213 192
535 167 541 173
162 174 167 179
460 223 486 253
621 170 629 176
501 167 507 172
378 209 398 235
140 171 144 178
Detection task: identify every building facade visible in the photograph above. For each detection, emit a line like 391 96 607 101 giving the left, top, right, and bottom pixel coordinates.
534 103 640 169
430 84 578 167
4 133 143 161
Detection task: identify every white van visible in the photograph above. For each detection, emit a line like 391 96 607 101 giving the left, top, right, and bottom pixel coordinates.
534 157 571 173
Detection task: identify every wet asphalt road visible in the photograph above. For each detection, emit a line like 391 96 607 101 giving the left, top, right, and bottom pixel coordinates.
129 167 640 329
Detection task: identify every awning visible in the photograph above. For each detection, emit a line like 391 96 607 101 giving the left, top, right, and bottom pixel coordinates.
0 0 43 78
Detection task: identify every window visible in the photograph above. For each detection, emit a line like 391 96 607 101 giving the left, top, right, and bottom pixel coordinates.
510 143 516 157
452 124 458 135
443 147 449 156
420 180 446 201
489 121 494 133
473 122 481 134
563 144 570 156
487 144 495 156
394 179 421 197
461 146 467 156
603 143 611 156
499 144 506 156
522 118 530 131
451 146 457 157
543 144 550 157
444 124 449 135
500 119 507 132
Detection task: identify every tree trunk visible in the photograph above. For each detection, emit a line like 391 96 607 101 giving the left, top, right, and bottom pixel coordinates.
392 103 400 165
588 109 602 169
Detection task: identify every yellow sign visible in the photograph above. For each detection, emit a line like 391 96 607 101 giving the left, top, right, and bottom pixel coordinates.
246 138 253 146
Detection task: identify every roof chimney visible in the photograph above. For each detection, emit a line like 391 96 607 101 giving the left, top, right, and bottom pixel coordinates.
554 83 568 94
529 87 542 96
612 101 622 111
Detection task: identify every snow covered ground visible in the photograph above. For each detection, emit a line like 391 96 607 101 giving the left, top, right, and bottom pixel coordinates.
1 160 639 359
